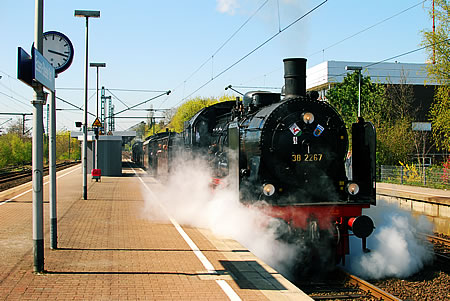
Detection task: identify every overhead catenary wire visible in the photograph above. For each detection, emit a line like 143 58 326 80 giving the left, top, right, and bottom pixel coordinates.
57 87 167 93
239 0 429 89
0 91 30 107
161 0 270 106
328 37 450 82
220 39 449 100
176 0 329 106
232 85 281 89
106 88 131 110
112 90 171 117
0 70 30 101
56 96 96 117
309 0 427 58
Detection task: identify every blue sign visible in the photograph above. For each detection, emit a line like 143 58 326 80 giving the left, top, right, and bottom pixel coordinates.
17 47 33 87
32 47 55 92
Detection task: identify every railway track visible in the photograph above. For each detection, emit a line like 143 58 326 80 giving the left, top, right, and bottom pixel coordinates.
296 268 400 300
0 161 80 190
427 234 450 263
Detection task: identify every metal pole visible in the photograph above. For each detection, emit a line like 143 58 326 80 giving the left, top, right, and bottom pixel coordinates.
95 67 99 170
68 132 71 160
32 0 44 273
49 89 57 249
96 67 99 118
22 114 26 136
83 16 89 200
357 71 361 117
433 0 435 64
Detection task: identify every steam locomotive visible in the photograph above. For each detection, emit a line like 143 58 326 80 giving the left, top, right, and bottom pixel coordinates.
133 58 377 266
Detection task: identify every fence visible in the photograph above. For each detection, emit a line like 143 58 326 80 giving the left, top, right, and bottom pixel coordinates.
379 165 450 189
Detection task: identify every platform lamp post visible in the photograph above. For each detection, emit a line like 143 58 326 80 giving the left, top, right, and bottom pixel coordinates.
32 0 46 273
345 66 362 117
90 62 106 170
75 10 100 200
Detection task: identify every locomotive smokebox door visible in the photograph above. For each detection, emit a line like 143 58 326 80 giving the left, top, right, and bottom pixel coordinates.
352 118 376 205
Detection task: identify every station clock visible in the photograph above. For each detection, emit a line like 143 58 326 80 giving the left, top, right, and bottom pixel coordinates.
42 31 74 74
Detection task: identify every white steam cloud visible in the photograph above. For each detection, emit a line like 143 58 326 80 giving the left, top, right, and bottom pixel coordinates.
216 0 240 15
347 201 434 279
141 156 302 275
140 155 435 280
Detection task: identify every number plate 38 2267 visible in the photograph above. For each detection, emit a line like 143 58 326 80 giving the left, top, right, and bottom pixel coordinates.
291 154 323 162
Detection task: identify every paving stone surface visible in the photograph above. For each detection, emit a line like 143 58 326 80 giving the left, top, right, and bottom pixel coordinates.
0 164 310 300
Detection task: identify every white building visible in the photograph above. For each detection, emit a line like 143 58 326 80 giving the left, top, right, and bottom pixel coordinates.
306 60 437 122
306 60 435 98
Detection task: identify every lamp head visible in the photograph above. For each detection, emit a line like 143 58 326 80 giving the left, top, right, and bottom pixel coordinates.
90 63 106 68
345 66 362 71
74 10 100 18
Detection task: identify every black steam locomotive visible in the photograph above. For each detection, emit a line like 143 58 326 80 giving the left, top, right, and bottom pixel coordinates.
133 58 377 265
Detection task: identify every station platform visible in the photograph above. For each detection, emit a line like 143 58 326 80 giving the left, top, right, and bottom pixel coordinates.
377 182 450 204
0 163 311 300
377 182 450 235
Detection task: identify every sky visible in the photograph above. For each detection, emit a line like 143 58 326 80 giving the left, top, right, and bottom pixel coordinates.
0 0 433 133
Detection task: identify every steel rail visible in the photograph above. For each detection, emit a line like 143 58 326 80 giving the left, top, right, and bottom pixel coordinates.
0 161 79 185
340 269 402 301
427 234 450 246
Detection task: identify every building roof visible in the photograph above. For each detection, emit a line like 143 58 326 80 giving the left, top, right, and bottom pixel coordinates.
306 60 436 91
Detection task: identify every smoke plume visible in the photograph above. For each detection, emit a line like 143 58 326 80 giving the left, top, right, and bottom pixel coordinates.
216 0 240 15
141 156 302 275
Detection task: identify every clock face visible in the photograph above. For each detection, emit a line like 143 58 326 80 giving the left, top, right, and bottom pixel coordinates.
43 31 74 74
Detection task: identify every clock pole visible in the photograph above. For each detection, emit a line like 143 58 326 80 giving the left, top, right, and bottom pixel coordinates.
49 88 57 250
42 31 75 251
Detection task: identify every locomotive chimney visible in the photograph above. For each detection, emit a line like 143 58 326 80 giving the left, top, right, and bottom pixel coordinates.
283 58 307 98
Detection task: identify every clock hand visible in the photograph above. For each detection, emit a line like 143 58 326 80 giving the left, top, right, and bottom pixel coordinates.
48 49 69 58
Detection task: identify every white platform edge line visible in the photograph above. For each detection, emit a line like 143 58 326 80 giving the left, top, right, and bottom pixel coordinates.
0 166 80 206
132 167 242 301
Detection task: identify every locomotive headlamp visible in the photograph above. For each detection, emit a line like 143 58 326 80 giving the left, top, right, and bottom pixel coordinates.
346 182 360 195
302 112 314 124
263 184 275 196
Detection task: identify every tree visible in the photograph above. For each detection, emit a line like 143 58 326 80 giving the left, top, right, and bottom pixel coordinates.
422 0 450 151
133 122 147 139
168 95 235 132
0 133 32 167
326 72 415 165
384 71 421 165
384 69 416 120
326 72 386 131
429 86 450 151
55 131 80 160
6 117 30 138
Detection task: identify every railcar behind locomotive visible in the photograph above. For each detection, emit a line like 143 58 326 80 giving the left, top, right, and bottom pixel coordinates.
131 141 143 166
140 131 181 178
